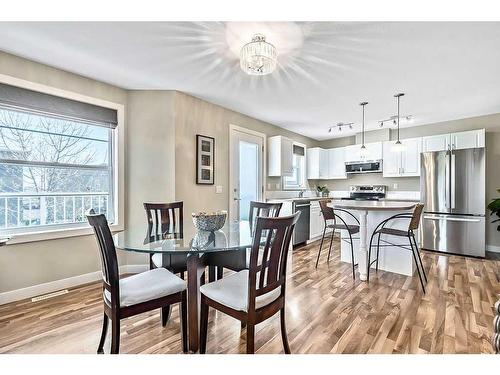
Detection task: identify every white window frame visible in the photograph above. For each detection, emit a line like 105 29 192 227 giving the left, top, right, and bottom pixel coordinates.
282 141 307 190
0 74 125 245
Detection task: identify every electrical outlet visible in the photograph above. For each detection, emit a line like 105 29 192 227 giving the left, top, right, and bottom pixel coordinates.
215 185 223 194
267 183 272 190
393 183 398 189
275 183 280 189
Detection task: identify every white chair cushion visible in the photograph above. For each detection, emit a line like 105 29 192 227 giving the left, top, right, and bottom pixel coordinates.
104 268 186 307
199 270 281 312
152 253 163 268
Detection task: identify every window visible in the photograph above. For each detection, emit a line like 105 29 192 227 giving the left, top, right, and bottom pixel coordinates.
0 83 118 235
283 143 306 190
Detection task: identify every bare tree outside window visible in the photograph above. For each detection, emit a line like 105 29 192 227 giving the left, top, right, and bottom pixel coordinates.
0 107 113 229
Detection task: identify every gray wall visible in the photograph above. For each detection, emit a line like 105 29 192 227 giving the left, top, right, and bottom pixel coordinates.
173 91 318 235
125 90 176 265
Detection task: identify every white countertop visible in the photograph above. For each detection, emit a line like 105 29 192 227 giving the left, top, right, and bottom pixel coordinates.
266 190 420 202
330 199 417 211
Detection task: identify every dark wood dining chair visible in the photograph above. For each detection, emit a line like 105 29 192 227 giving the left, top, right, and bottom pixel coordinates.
209 201 283 276
144 202 188 325
144 202 187 274
86 210 188 354
199 213 299 354
315 199 359 279
249 201 283 231
367 203 427 292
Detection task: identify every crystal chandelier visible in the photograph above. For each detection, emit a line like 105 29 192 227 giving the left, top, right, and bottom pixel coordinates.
240 34 277 75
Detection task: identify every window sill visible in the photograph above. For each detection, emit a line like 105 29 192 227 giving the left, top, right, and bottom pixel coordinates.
4 222 124 245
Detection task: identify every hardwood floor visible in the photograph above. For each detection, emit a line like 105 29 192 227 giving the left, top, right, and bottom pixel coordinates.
0 238 499 354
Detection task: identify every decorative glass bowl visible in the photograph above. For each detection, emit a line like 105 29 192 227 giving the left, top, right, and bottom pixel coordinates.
192 211 227 231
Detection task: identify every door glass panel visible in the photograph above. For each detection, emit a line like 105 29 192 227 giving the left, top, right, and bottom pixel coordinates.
239 141 259 221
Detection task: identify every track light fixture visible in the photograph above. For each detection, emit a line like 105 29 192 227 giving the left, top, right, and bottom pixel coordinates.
328 122 354 133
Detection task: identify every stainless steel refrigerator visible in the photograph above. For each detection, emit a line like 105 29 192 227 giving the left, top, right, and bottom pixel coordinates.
420 148 485 257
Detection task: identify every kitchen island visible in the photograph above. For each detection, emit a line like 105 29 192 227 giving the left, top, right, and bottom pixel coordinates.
330 200 418 279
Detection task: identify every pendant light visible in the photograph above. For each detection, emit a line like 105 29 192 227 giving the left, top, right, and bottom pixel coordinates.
359 101 369 158
392 93 406 152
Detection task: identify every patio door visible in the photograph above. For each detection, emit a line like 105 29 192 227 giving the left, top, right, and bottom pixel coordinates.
229 126 264 224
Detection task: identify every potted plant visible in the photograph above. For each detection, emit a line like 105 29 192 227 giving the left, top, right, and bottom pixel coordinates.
316 185 330 198
488 189 500 231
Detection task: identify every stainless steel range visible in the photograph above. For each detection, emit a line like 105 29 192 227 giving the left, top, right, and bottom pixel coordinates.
342 185 387 201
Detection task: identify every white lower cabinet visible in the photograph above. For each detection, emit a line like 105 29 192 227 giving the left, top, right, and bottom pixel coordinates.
309 201 325 240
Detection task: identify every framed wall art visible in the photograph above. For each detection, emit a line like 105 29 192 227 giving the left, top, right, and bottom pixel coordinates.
196 134 215 185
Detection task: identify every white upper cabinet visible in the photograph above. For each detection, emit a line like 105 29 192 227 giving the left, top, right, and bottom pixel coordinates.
268 135 293 177
344 145 360 163
400 137 422 176
450 129 485 150
422 134 451 152
328 147 347 179
422 129 485 152
383 137 422 177
382 142 400 177
344 142 382 162
307 147 320 179
366 142 383 160
308 147 345 180
318 148 329 179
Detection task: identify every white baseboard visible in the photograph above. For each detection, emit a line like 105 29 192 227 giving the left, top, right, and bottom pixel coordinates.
486 245 500 253
0 264 149 306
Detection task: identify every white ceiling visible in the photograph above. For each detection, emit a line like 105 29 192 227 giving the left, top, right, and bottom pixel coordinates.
0 22 499 140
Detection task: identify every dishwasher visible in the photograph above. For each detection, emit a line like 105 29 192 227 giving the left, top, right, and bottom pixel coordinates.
292 200 310 246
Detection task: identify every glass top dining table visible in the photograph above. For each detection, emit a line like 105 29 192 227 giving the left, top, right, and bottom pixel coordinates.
113 219 256 353
113 220 254 255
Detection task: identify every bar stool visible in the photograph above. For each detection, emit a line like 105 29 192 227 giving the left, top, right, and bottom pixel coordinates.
315 199 359 279
367 203 427 292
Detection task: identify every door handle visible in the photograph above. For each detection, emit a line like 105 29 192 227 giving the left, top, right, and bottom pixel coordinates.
423 215 481 223
444 152 450 209
233 198 241 201
450 153 456 209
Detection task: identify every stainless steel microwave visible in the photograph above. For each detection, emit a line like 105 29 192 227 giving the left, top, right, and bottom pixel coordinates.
345 160 382 174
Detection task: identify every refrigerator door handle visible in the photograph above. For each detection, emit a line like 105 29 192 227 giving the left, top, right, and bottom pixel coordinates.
423 214 482 223
444 152 450 209
450 153 456 209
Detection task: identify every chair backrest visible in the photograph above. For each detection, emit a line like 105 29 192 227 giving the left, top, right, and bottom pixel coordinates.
318 199 335 221
249 201 282 230
408 203 424 230
86 210 119 307
144 202 183 238
247 213 300 312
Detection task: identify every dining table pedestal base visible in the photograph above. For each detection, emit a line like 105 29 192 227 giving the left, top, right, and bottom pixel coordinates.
357 210 368 281
186 253 208 353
